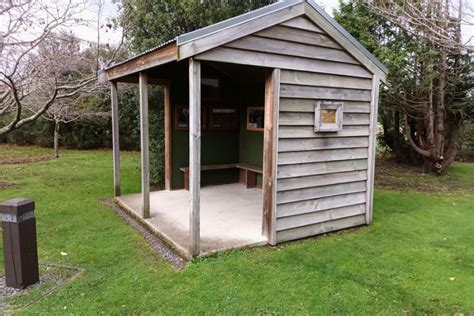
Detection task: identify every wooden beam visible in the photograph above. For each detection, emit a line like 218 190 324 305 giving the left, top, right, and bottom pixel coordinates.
106 43 177 81
110 81 121 197
139 72 150 219
189 58 201 257
178 3 304 60
262 68 280 245
366 75 380 224
164 82 172 190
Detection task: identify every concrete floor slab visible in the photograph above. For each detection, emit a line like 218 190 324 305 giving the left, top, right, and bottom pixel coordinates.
116 183 267 258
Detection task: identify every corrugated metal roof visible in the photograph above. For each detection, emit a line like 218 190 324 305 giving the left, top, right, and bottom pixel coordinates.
107 0 387 76
106 38 177 70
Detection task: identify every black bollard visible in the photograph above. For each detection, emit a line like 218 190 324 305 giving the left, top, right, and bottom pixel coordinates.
0 198 39 289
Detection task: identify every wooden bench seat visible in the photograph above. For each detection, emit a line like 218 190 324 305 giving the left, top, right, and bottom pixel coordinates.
180 163 262 190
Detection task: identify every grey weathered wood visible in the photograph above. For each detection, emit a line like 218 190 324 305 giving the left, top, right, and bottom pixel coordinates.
262 68 280 245
279 112 370 126
110 82 121 197
280 16 324 33
280 84 371 101
277 192 367 217
277 159 368 179
277 170 367 191
256 25 342 49
304 3 387 82
196 47 372 79
226 36 359 65
280 99 370 113
276 214 366 243
139 72 150 219
178 2 305 60
164 82 172 191
277 181 367 204
277 204 366 231
189 58 201 257
366 75 380 224
279 125 370 139
278 148 368 165
280 71 372 90
278 136 369 152
106 43 177 81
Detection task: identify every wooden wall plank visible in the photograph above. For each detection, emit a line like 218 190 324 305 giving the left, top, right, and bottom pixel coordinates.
279 112 370 126
279 136 369 152
277 192 367 217
366 75 380 224
256 25 342 49
278 148 368 165
196 47 372 79
277 159 368 179
280 84 371 101
226 36 358 65
262 68 281 245
277 181 366 204
277 170 367 191
280 16 324 33
139 72 150 219
279 125 370 138
276 214 366 243
111 82 121 197
189 59 201 257
280 99 370 113
280 71 372 90
277 204 366 231
304 3 387 82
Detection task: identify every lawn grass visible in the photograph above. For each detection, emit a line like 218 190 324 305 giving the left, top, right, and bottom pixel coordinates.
0 145 473 314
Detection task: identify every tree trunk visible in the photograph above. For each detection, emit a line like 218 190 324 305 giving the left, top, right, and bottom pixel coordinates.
53 120 61 158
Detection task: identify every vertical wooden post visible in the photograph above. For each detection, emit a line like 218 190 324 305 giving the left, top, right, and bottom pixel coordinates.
262 68 280 245
366 75 380 224
111 81 121 197
139 72 150 219
164 82 172 191
189 58 201 257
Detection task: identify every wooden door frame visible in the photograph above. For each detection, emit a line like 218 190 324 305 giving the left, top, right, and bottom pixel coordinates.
262 68 280 245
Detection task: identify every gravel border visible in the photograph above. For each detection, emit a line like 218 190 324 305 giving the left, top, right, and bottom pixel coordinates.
100 198 186 270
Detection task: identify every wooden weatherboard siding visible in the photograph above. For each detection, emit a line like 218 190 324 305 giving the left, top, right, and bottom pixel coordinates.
195 15 376 243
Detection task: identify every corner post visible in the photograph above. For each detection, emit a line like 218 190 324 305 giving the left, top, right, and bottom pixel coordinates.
189 58 201 257
164 82 172 191
366 75 380 224
139 72 150 219
111 81 121 197
263 68 280 245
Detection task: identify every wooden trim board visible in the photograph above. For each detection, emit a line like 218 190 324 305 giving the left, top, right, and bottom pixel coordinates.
262 68 280 245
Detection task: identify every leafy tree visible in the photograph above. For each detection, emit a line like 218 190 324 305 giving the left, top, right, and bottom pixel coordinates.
115 0 277 52
335 1 473 174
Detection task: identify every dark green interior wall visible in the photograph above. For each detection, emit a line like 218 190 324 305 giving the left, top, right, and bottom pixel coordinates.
169 63 264 189
239 85 264 186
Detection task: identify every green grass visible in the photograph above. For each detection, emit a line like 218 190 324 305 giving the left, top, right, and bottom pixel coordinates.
0 145 473 314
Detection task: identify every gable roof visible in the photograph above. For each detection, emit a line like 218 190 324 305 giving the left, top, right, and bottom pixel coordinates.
106 0 387 82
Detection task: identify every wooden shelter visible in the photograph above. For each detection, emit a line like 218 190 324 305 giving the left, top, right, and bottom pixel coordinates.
105 0 387 259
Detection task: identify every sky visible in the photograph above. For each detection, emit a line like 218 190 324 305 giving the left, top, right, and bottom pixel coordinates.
76 0 472 48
